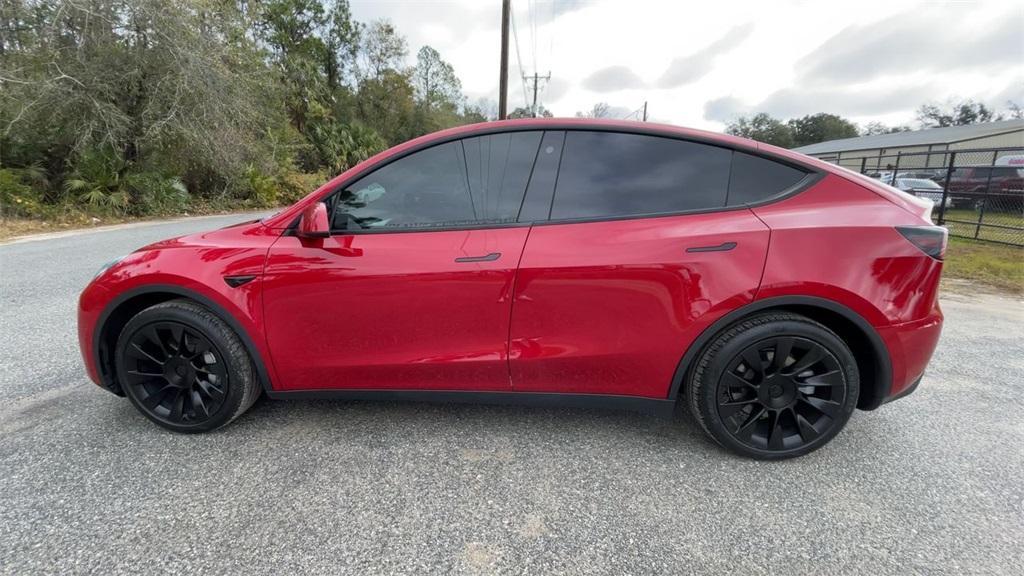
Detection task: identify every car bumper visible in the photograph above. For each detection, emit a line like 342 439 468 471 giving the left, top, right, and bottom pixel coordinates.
78 280 110 390
878 301 943 403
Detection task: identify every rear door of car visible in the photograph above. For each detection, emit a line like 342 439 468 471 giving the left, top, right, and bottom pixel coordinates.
508 131 810 398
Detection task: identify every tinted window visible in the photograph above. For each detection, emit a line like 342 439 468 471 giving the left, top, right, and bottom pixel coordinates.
518 131 565 221
727 152 809 205
550 131 731 220
462 131 542 224
330 133 541 230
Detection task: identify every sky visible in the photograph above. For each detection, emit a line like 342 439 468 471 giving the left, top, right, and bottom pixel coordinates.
349 0 1024 131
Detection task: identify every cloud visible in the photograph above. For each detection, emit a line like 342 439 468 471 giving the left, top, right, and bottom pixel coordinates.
581 65 646 93
604 105 633 119
798 10 1024 84
703 96 750 123
758 84 939 119
543 76 572 102
703 82 945 123
552 0 589 17
993 79 1024 107
657 23 754 88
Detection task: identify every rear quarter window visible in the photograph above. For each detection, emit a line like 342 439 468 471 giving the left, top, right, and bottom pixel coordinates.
727 152 809 206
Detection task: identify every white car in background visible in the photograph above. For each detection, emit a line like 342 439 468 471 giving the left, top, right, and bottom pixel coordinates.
894 178 951 208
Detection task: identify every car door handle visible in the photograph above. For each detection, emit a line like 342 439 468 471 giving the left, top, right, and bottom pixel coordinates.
686 241 737 253
455 252 501 263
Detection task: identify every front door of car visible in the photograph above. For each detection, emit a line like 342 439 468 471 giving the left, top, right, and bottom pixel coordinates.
509 131 809 398
262 132 545 391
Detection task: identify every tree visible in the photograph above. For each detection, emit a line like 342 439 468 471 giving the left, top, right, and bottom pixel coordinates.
0 0 480 219
725 113 794 148
253 0 330 133
1 0 285 202
861 122 912 136
359 19 407 80
322 0 361 91
1006 101 1023 120
787 113 859 147
509 105 553 119
917 99 999 128
466 98 498 121
412 46 463 113
575 102 611 118
356 69 418 144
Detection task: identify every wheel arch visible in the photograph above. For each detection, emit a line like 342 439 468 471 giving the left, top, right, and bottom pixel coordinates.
94 285 274 396
668 296 892 411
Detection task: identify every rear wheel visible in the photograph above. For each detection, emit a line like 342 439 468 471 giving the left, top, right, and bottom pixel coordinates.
115 299 260 432
687 312 859 460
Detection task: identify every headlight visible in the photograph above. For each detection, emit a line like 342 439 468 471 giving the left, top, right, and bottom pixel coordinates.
94 256 126 279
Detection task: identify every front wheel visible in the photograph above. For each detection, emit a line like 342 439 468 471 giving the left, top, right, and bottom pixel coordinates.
114 299 261 432
687 312 860 460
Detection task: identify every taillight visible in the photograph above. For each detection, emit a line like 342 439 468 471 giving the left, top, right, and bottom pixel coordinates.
896 226 947 260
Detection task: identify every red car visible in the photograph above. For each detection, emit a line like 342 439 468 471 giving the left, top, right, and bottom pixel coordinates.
78 119 945 459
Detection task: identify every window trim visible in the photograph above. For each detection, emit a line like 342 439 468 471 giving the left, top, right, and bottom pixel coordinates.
288 124 825 236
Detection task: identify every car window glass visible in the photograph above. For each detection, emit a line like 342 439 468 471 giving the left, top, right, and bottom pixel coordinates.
461 131 542 224
551 131 731 219
331 134 541 230
518 131 565 222
727 151 809 205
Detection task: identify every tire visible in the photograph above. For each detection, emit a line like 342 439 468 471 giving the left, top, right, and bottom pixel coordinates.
114 299 260 433
687 312 859 460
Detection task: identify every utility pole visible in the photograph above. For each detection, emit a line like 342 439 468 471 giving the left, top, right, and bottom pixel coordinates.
642 101 648 122
498 0 510 120
524 72 551 117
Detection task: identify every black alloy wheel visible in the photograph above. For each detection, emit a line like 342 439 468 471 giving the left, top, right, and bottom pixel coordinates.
115 299 260 432
119 321 228 425
716 336 846 452
688 312 860 459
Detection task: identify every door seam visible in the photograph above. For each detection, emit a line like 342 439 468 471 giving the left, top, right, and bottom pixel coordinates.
505 224 534 388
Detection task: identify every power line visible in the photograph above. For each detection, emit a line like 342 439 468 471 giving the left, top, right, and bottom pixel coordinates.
621 101 649 122
548 0 554 74
509 2 530 109
530 0 538 76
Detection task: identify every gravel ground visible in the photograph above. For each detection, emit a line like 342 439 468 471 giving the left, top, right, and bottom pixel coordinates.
1 215 1022 575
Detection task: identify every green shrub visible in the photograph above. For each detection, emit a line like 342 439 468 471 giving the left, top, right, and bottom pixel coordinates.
277 169 327 205
244 166 279 207
127 173 190 215
0 169 47 218
63 148 130 214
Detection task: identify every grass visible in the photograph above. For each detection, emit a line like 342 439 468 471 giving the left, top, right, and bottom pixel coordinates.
0 199 274 242
943 237 1024 294
938 208 1024 245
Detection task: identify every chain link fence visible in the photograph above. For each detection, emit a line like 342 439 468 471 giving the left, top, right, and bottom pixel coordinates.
831 147 1024 247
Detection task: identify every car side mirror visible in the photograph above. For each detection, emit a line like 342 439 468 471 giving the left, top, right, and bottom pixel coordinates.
297 202 330 239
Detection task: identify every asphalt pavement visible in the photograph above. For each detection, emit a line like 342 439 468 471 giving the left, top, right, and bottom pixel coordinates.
1 214 1022 575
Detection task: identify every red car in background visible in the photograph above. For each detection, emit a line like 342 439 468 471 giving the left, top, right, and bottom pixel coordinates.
78 119 945 459
938 165 1024 211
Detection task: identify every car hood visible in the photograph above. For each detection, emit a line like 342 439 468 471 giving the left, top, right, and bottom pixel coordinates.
136 220 271 253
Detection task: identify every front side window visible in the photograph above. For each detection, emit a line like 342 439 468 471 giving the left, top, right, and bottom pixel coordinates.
330 132 541 231
550 131 732 220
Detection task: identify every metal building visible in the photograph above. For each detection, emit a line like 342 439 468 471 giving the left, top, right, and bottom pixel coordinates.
793 119 1024 170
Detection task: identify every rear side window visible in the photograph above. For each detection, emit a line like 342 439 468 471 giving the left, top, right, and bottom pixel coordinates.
727 152 809 206
550 131 731 220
